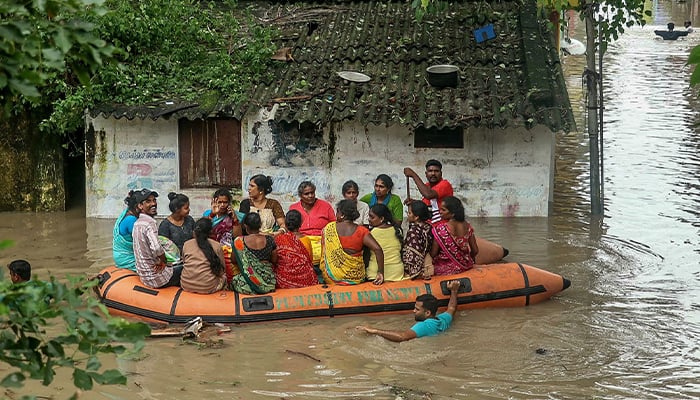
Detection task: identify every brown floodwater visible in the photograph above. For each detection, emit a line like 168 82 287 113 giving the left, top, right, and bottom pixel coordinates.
3 3 700 399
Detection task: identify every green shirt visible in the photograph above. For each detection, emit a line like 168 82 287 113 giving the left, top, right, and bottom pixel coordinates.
360 193 403 224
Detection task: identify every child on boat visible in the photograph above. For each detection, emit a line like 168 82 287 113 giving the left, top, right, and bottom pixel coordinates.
402 201 434 279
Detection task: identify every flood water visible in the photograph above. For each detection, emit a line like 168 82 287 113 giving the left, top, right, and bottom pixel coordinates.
3 3 700 399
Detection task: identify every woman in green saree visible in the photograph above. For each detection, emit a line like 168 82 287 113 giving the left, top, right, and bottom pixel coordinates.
230 212 277 294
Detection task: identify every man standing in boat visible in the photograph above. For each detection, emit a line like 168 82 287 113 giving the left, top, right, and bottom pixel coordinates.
404 159 454 224
132 188 182 288
356 280 462 342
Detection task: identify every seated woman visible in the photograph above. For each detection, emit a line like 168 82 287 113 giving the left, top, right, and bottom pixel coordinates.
322 200 385 285
273 210 318 288
402 201 434 279
158 192 195 253
230 213 277 294
431 196 479 275
367 204 406 282
342 180 369 226
288 181 336 264
360 174 403 224
202 188 242 246
113 190 140 271
181 218 227 294
239 174 286 234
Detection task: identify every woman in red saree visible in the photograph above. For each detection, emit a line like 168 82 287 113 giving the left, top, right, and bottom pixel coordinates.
431 196 479 275
274 210 318 288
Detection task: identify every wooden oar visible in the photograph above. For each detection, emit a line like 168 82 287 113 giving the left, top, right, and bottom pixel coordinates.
406 176 411 202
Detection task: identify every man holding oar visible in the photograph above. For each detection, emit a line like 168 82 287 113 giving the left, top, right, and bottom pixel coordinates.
403 159 454 224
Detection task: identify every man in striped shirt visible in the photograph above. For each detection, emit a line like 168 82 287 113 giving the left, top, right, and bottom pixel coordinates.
404 159 454 224
132 188 182 288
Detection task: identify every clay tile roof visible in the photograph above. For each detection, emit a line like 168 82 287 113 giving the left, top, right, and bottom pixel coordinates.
91 0 574 132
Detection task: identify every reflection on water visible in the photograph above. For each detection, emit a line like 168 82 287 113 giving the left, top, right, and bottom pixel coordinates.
3 2 700 398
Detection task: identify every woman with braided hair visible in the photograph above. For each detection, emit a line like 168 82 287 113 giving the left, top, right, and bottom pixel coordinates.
181 218 227 294
367 203 406 282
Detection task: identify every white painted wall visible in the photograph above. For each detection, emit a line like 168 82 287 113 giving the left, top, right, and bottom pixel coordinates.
85 116 216 219
242 115 554 218
85 116 177 218
86 112 554 219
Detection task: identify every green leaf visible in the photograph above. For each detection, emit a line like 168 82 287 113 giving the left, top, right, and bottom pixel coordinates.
44 340 65 357
1 373 25 388
8 79 40 98
42 360 55 385
89 369 126 385
72 368 93 390
688 45 700 65
690 64 700 86
86 356 101 371
54 28 71 53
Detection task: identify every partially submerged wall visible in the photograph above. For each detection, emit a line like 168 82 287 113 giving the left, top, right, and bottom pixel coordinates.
85 112 555 219
242 113 555 217
0 110 65 212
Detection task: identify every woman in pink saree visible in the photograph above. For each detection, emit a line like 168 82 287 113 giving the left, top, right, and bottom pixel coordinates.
431 196 479 275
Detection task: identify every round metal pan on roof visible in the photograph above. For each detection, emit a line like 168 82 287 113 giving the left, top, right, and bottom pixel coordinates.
337 71 371 83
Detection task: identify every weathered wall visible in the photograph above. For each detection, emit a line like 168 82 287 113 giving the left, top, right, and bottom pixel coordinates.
86 111 554 219
242 111 554 217
86 116 175 217
85 116 223 218
0 110 65 212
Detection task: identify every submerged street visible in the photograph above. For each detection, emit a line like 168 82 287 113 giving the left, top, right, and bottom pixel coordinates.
1 2 700 398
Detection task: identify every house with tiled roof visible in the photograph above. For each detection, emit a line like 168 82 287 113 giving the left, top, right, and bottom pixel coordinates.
85 0 573 218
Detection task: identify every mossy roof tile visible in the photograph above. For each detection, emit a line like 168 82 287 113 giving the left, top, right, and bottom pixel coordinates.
91 0 574 132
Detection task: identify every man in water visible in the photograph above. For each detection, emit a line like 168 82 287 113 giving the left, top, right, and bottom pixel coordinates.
7 259 31 283
404 159 454 223
356 280 462 342
132 188 182 288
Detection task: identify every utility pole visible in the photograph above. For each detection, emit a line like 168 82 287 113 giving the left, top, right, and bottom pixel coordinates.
583 2 603 215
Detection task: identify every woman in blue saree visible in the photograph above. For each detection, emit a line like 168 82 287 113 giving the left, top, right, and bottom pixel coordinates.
113 190 140 271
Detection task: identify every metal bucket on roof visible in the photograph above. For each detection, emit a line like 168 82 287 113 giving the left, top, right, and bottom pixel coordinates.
426 65 459 88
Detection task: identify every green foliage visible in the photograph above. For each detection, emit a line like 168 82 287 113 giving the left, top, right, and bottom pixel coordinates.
410 0 447 22
589 2 651 53
42 0 277 135
1 0 277 141
688 46 700 86
0 0 116 105
0 272 150 394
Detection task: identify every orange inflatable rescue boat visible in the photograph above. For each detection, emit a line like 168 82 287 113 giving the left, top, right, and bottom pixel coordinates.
96 258 570 325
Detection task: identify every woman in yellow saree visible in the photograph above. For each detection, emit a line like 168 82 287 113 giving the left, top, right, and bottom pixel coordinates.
321 200 385 285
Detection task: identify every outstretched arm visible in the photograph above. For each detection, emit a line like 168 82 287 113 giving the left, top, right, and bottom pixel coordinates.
356 325 417 342
445 280 461 318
